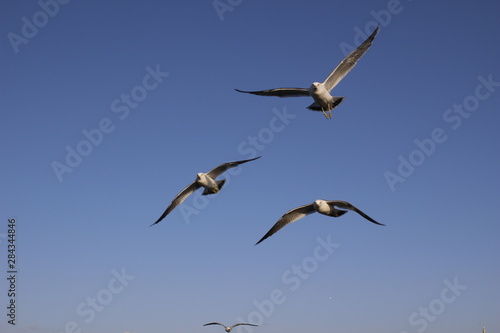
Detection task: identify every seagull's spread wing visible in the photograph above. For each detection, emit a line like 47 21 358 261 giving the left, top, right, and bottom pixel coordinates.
322 26 379 92
256 204 316 244
150 181 200 226
327 200 384 225
231 323 258 329
206 156 261 179
235 88 310 98
204 323 227 328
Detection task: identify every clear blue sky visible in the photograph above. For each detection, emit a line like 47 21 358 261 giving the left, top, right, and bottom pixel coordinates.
1 1 499 333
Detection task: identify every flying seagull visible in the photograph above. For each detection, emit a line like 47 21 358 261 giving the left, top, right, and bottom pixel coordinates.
203 323 258 332
150 156 261 226
256 199 384 244
236 26 379 119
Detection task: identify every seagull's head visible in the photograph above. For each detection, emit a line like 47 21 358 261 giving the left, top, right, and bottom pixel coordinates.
196 173 204 180
313 200 326 209
310 82 321 91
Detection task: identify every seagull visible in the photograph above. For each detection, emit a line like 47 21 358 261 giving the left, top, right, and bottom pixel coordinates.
235 26 379 119
256 199 384 244
203 323 258 332
150 156 261 226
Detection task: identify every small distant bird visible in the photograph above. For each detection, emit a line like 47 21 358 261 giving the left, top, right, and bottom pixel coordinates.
256 199 384 244
203 322 258 332
236 26 379 119
150 157 261 226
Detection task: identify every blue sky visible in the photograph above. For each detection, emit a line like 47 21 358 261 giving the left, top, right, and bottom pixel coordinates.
1 1 499 333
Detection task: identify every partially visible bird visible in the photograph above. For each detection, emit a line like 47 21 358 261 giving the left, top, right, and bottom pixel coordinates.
256 199 384 244
150 157 261 226
235 26 379 119
203 322 258 332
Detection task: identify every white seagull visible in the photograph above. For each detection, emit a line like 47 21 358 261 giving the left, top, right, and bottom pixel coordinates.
256 199 384 244
236 26 379 119
150 157 261 226
203 322 258 332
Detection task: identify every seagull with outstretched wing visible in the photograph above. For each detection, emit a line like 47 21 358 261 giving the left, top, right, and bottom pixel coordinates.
150 157 261 226
256 199 384 244
236 26 379 119
203 322 258 332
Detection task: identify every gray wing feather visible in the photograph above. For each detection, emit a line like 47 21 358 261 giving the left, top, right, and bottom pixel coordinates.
323 26 379 92
206 156 261 179
150 182 200 226
327 200 384 225
232 324 258 328
256 204 316 244
235 88 310 98
203 323 227 328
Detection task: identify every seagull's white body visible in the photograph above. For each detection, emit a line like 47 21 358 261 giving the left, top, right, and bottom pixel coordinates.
256 199 385 244
312 199 358 217
236 26 379 119
203 322 258 332
313 199 336 215
196 172 220 194
150 157 261 226
309 82 338 113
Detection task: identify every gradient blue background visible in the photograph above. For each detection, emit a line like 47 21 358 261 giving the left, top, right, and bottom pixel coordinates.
1 1 499 333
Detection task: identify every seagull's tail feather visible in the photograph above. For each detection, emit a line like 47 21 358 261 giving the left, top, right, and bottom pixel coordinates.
307 97 344 111
215 179 226 192
202 179 226 195
327 209 348 218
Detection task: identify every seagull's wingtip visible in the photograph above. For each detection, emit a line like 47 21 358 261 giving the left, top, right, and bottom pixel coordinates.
150 219 161 227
